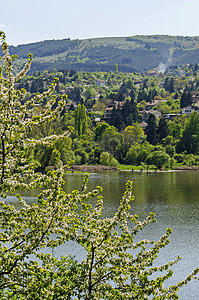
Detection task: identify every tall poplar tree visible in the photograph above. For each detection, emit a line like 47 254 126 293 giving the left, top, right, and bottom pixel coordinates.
146 114 157 145
75 104 88 137
157 117 169 143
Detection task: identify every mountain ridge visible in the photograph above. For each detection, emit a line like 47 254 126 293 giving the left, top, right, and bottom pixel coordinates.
8 35 199 74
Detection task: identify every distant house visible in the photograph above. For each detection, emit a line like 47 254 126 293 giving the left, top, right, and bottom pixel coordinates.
134 80 142 85
141 110 162 122
95 117 101 122
60 89 66 94
192 93 199 104
150 110 162 120
182 106 195 116
103 102 124 119
65 87 74 93
178 70 185 77
145 103 156 111
66 102 77 111
145 99 166 111
163 114 181 120
104 107 114 119
96 80 106 87
146 70 158 76
113 101 124 108
139 121 147 132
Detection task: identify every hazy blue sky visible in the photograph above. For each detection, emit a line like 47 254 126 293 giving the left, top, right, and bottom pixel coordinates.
1 0 199 45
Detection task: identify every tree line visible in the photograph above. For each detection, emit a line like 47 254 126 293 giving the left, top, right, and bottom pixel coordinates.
12 57 199 171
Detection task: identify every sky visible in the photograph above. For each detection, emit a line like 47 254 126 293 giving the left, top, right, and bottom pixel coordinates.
1 0 199 46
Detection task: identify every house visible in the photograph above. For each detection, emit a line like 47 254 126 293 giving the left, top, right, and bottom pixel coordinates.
146 70 158 76
103 102 124 119
96 80 106 87
66 102 77 111
95 117 101 122
145 103 157 111
178 70 186 77
192 93 199 104
182 106 195 116
139 121 147 132
141 110 162 122
104 107 114 119
145 99 166 111
134 80 142 85
163 114 181 120
65 87 74 92
60 89 67 94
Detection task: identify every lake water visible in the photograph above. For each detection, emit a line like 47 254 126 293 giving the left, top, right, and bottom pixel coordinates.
63 170 199 299
5 170 199 299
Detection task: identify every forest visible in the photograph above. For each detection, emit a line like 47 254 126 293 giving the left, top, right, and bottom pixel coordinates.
15 61 199 171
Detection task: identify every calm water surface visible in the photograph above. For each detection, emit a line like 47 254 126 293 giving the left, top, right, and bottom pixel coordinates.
63 171 199 299
4 171 199 299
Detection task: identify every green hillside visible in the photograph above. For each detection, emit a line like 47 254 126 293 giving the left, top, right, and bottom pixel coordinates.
8 35 199 74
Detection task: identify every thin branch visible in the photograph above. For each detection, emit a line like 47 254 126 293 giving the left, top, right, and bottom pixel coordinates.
0 257 20 277
96 233 108 249
88 242 95 299
93 252 110 270
91 270 113 289
0 134 6 185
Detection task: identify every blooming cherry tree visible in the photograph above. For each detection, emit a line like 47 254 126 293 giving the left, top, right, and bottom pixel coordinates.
0 32 198 299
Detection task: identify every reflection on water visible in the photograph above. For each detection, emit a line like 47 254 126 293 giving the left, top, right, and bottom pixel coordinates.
2 170 199 299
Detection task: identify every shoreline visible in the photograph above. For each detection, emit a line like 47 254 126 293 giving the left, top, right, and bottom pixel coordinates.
69 165 199 172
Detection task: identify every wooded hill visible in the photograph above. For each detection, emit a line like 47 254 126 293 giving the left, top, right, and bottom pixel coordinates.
9 35 199 74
